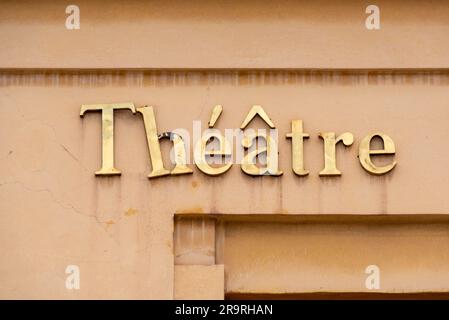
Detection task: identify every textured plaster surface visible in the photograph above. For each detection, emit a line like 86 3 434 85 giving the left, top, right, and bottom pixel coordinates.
1 0 449 69
2 0 449 298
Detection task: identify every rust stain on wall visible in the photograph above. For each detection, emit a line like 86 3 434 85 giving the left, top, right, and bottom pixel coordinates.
176 207 204 214
124 208 138 216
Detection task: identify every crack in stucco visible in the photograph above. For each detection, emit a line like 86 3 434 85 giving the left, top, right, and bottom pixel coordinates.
13 103 89 173
0 180 120 245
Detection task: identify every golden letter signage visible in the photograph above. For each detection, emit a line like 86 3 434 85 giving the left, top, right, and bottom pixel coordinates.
80 102 136 175
80 103 397 178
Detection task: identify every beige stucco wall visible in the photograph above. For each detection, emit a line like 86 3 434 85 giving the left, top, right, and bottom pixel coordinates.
1 1 449 299
2 0 449 69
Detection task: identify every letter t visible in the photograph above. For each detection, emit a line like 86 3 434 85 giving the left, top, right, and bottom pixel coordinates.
80 102 136 175
286 120 309 176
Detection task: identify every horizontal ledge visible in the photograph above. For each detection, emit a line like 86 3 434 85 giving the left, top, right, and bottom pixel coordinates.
226 292 449 300
174 213 449 225
2 68 449 74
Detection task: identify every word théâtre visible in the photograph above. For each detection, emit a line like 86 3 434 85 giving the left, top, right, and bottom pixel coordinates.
80 102 397 178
